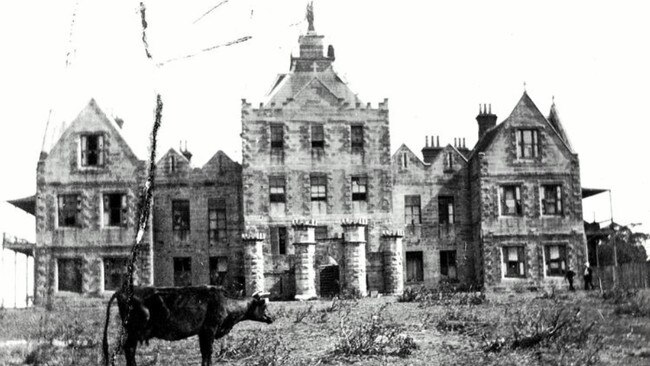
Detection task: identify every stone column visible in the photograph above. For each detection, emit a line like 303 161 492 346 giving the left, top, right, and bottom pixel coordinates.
381 230 404 295
242 232 265 296
292 219 317 300
341 218 368 296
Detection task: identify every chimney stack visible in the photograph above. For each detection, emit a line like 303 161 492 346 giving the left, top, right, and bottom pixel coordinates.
422 135 443 163
180 140 193 162
476 103 497 140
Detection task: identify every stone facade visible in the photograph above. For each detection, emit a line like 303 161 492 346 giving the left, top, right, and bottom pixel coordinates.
22 14 589 304
152 149 243 288
34 100 153 304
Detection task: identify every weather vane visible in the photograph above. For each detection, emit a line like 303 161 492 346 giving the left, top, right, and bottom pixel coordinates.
307 1 315 31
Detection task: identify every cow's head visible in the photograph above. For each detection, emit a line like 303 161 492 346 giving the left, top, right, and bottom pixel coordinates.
248 291 274 324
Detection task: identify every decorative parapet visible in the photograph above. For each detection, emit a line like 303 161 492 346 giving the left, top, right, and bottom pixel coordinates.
381 229 404 238
291 219 318 229
340 218 368 227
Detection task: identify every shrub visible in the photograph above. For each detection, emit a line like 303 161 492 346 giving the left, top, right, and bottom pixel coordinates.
398 285 486 306
333 303 417 357
214 332 290 365
602 288 638 304
434 307 487 335
613 292 650 317
294 304 314 323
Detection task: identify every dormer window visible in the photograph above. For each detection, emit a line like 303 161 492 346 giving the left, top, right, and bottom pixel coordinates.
444 152 453 171
80 134 104 167
516 129 539 158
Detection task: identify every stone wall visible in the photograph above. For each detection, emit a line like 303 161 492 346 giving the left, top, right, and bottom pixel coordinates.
152 150 243 287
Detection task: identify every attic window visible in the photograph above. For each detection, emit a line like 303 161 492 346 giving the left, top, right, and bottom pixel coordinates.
444 152 453 171
80 134 104 167
169 155 177 172
516 129 539 158
401 153 408 168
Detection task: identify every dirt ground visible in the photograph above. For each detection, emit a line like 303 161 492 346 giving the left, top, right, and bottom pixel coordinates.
1 289 649 365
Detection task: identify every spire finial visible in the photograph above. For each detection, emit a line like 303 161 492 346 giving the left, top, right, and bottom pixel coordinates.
552 95 555 105
306 1 315 32
523 81 527 92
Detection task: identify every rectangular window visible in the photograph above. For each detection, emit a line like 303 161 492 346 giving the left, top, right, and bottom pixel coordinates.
311 124 324 149
271 227 288 255
438 196 455 224
351 176 367 201
57 258 82 293
269 176 286 203
209 256 228 286
172 200 190 241
351 125 364 151
444 152 453 171
500 185 522 216
503 246 526 278
315 226 328 241
168 155 177 173
401 152 408 168
404 195 421 225
544 245 567 277
406 252 424 283
208 199 227 244
310 175 327 202
541 184 563 215
270 124 284 149
103 257 128 291
80 134 104 167
440 250 457 279
173 257 192 287
103 193 127 227
516 129 539 158
58 194 81 227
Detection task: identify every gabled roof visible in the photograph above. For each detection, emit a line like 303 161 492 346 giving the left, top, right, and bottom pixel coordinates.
393 143 428 166
41 99 141 161
157 148 190 165
469 92 574 160
264 66 361 107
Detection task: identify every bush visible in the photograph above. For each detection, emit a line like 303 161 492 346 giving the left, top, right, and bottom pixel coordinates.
434 307 487 335
214 332 290 365
613 292 650 317
398 285 486 306
333 303 417 357
602 288 638 304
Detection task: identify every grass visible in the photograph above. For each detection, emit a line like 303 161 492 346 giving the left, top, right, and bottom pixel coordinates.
0 290 649 365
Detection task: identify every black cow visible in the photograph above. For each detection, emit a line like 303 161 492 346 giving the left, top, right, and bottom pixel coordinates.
102 286 273 366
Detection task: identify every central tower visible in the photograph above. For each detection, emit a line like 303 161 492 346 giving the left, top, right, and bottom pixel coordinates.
240 5 394 299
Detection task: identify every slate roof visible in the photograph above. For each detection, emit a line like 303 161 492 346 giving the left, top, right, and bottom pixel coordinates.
264 67 361 107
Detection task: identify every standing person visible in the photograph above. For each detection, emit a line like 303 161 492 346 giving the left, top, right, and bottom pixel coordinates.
564 268 576 291
583 262 594 290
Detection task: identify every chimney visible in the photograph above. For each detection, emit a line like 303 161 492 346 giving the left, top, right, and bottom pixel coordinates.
114 117 124 129
476 103 497 140
422 135 443 163
180 140 193 162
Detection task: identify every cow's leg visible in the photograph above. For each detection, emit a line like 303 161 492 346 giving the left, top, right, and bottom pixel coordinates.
123 335 139 366
199 329 216 366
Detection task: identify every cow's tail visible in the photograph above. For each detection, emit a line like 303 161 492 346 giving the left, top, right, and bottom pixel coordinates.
103 291 119 366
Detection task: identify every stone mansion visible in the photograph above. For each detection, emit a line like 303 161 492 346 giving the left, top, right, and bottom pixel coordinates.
11 17 588 303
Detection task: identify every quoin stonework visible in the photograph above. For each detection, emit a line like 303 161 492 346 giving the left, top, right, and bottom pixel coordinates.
11 12 589 303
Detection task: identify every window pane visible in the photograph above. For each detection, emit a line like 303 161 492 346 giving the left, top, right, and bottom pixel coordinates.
351 125 364 149
172 200 190 231
270 125 284 148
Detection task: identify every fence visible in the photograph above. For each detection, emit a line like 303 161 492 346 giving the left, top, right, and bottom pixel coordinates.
593 262 650 290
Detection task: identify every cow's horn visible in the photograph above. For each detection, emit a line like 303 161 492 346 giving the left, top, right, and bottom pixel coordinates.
252 291 270 299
